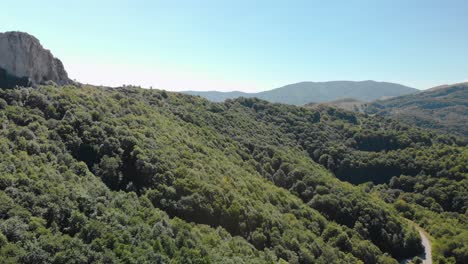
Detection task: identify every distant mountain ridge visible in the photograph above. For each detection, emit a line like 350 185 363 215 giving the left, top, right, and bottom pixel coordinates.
184 80 418 105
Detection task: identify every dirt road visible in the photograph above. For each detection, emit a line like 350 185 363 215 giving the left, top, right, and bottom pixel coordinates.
400 224 432 264
418 228 432 264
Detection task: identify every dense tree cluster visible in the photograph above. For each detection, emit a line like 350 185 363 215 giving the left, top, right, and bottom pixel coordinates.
378 192 468 264
198 97 466 263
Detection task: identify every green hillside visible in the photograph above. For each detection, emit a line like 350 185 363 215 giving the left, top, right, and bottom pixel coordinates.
0 85 466 263
366 82 468 137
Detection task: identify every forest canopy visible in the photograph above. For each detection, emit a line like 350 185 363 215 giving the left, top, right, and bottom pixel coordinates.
0 84 465 264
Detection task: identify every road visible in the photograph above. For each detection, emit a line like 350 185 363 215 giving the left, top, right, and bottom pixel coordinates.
418 228 432 264
400 225 432 264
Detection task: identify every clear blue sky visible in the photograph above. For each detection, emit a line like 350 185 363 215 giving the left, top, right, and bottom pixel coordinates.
2 0 468 91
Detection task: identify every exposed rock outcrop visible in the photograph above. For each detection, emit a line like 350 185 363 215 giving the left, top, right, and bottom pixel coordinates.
0 31 70 88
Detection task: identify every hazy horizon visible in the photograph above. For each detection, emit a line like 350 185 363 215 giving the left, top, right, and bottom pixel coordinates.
182 80 422 93
3 0 468 92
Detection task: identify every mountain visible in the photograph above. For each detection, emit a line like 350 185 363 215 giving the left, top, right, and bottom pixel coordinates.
183 80 418 105
0 33 466 264
365 82 468 137
0 31 70 88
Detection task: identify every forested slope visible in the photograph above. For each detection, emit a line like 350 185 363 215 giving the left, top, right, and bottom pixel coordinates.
0 84 465 263
208 98 467 264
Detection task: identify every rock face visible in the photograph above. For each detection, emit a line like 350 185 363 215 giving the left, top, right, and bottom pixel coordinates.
0 31 70 88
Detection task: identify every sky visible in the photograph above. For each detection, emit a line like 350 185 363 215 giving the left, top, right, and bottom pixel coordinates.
2 0 468 92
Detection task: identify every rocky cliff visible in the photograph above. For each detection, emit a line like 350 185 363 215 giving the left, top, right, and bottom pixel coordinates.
0 31 70 88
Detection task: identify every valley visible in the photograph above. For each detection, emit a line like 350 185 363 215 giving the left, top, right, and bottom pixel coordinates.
0 83 465 263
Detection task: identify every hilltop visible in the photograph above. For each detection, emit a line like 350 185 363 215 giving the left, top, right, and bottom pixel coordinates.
365 82 468 137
